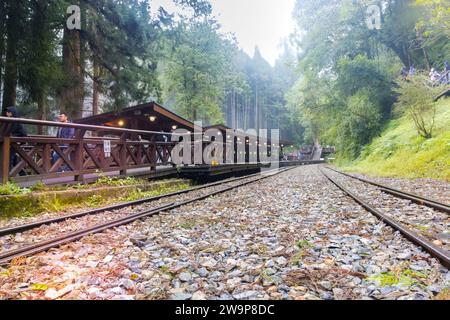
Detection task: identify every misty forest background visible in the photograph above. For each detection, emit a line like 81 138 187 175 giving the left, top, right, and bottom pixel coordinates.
0 0 449 163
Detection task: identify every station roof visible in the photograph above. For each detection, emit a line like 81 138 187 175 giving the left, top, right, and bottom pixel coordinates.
76 101 195 133
76 102 294 146
204 125 293 146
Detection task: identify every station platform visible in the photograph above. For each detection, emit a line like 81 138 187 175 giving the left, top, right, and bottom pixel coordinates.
178 163 270 179
16 160 326 187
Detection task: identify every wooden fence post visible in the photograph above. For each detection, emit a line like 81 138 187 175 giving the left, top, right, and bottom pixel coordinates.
42 144 51 173
0 122 12 184
0 136 11 184
74 129 86 182
120 133 128 176
150 136 157 172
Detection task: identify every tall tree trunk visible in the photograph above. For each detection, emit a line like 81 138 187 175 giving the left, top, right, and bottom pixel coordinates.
192 80 197 121
79 1 87 118
60 0 83 121
37 93 47 135
0 1 6 105
422 47 430 71
2 0 22 113
61 26 82 120
92 59 100 115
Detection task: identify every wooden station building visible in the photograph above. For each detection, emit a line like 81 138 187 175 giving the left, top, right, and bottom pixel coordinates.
76 102 195 138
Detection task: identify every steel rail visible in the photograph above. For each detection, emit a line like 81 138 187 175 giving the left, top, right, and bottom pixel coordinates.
319 167 450 268
0 167 295 266
0 168 284 237
325 167 450 214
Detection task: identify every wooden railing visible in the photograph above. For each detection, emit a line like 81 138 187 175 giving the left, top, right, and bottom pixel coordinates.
0 117 178 184
432 70 450 87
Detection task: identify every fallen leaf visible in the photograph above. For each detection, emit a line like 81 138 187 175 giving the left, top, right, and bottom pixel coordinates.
130 274 139 280
30 283 49 291
0 270 11 277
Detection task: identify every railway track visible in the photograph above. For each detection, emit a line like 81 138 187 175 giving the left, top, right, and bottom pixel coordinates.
0 167 294 266
319 167 450 268
325 167 450 214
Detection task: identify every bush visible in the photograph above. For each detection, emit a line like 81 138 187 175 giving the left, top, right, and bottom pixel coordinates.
0 182 30 196
394 74 441 139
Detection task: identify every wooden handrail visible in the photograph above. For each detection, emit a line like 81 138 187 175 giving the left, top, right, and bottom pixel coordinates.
0 117 186 137
0 117 275 142
432 70 450 87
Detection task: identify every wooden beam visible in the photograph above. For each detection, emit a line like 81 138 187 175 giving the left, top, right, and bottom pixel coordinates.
74 133 85 182
10 148 37 177
11 143 43 174
0 136 11 184
84 144 103 169
42 144 51 173
119 135 127 176
52 145 76 171
126 145 139 165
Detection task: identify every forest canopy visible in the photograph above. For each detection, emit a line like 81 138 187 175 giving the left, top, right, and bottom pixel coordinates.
0 0 300 141
0 0 448 156
287 0 449 159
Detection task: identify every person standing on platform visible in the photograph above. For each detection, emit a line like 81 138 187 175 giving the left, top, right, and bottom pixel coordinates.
4 107 27 174
52 112 75 171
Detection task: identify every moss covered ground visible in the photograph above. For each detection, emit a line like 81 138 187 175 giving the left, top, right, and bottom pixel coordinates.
0 177 191 219
340 98 450 181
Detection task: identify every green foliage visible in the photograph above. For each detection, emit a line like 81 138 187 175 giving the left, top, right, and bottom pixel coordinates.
2 0 448 167
0 0 217 118
86 194 104 207
0 182 29 196
342 98 450 181
336 55 394 115
178 220 196 229
29 181 48 192
160 20 232 124
290 0 449 160
416 0 450 39
123 182 191 202
338 91 382 159
287 54 395 159
84 0 163 111
91 175 144 188
394 74 441 139
0 180 191 218
19 0 63 110
368 268 428 287
296 239 312 249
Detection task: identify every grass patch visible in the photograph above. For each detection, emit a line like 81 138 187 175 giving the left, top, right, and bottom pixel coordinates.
178 220 197 229
367 264 428 288
0 182 30 196
260 269 277 285
2 175 148 196
340 98 450 181
80 182 191 211
123 183 191 202
0 181 191 219
89 175 146 188
296 240 313 249
159 265 175 279
290 239 313 265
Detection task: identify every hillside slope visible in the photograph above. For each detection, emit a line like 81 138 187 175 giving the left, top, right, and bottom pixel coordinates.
341 98 450 181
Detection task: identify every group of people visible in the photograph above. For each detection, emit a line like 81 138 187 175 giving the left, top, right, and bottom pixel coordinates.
281 150 306 161
3 106 75 173
400 65 416 80
400 61 450 85
429 61 449 85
